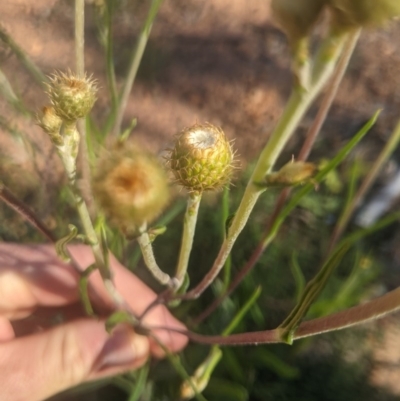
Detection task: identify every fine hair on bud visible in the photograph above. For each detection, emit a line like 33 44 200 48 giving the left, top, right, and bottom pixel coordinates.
46 70 98 123
92 144 170 234
167 123 236 193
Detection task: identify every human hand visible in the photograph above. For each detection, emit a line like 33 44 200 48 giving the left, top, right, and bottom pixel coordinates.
0 243 187 401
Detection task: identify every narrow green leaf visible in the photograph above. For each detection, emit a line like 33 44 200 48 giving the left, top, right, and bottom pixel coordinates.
127 364 149 401
290 252 306 303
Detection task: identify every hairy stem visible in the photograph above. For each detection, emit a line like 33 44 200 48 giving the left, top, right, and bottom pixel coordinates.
57 123 127 307
175 192 202 287
75 0 95 215
137 226 172 286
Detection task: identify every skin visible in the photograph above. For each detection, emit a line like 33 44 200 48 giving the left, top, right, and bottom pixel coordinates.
0 243 187 401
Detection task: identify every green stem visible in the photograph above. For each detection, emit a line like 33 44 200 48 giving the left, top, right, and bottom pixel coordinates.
192 31 361 322
75 0 95 215
183 30 349 300
0 24 47 87
112 0 164 137
137 226 172 286
103 2 118 113
0 68 31 116
221 186 232 292
56 123 128 308
175 192 202 287
75 0 85 78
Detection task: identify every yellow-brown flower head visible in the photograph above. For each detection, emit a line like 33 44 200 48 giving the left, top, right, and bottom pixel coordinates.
47 71 97 122
272 0 326 45
93 146 170 233
329 0 400 29
168 123 235 193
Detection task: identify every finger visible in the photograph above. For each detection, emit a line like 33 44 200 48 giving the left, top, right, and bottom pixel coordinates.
0 316 14 341
0 243 80 318
0 243 188 355
0 319 150 401
69 245 189 356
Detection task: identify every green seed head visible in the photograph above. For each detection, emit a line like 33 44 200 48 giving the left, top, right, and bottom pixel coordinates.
329 0 400 29
168 123 235 193
272 0 326 45
93 145 170 234
47 71 97 123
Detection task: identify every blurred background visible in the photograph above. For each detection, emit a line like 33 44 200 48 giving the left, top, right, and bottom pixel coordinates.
2 0 400 400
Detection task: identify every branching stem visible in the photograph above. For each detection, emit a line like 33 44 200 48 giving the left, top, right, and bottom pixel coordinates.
183 29 349 300
194 28 361 322
137 225 173 287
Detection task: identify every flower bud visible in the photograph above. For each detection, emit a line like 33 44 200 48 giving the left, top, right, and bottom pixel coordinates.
37 106 62 133
265 160 317 187
329 0 400 29
47 71 97 123
36 106 63 145
168 123 235 193
272 0 326 45
93 145 170 233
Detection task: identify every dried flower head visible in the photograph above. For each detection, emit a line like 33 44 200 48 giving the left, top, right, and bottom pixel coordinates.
329 0 400 29
168 123 235 193
47 71 97 123
93 145 170 233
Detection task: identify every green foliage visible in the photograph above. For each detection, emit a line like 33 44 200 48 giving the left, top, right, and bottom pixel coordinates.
1 1 400 401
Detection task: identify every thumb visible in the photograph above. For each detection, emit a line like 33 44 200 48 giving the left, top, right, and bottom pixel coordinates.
1 319 149 401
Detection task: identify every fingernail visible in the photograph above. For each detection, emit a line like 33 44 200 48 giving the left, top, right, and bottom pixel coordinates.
94 328 149 372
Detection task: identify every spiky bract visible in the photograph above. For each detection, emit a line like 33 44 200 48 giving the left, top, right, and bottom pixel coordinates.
47 71 97 122
168 123 234 193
